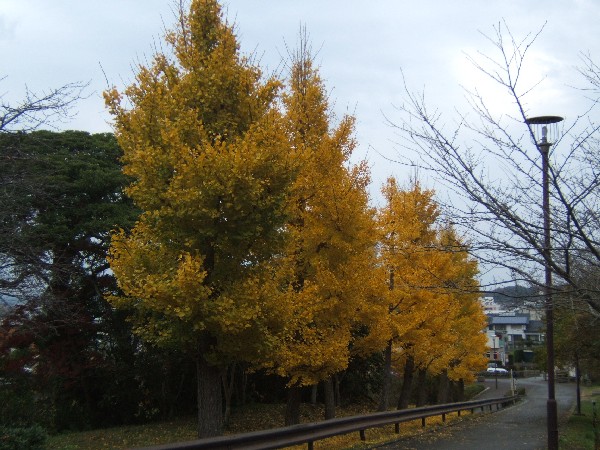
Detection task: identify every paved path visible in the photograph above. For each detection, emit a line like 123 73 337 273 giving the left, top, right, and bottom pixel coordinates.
372 376 575 450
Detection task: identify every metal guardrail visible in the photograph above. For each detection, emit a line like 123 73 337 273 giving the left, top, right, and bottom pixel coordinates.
137 395 518 450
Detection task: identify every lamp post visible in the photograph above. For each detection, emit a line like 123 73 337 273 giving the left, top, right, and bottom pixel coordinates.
525 115 564 450
492 334 498 390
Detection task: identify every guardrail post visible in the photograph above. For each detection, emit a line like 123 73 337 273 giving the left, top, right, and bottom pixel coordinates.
458 409 461 417
359 430 366 441
442 413 446 422
421 417 426 427
395 423 400 434
308 441 314 450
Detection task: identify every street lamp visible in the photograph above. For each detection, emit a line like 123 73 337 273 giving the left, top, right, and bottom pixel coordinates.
525 115 564 450
492 334 498 390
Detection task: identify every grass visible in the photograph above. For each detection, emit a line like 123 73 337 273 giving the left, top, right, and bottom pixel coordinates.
47 384 488 450
46 405 467 450
46 417 197 450
463 382 486 399
559 384 600 450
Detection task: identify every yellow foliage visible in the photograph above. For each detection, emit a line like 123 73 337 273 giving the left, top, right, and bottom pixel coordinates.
104 0 294 363
377 178 487 380
261 42 387 386
103 0 485 391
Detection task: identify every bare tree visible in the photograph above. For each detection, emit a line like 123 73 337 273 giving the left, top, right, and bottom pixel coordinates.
0 78 86 133
0 78 87 304
388 22 600 316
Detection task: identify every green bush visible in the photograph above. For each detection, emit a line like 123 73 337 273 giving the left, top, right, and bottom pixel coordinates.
0 385 37 427
0 425 47 450
464 383 485 399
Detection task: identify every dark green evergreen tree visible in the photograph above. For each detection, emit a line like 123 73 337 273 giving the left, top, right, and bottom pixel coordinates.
0 130 191 430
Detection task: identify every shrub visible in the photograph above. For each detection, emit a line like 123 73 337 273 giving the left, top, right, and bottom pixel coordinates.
0 425 47 450
0 384 39 427
463 383 485 400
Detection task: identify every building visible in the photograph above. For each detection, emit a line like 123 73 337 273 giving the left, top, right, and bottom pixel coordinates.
485 312 545 366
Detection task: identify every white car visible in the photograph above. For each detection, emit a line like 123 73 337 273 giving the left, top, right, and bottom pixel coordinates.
487 367 508 374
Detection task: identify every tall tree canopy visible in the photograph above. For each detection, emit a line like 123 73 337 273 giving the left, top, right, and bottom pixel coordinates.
0 130 139 430
268 40 381 383
260 39 385 422
376 178 486 410
0 130 135 303
104 0 294 437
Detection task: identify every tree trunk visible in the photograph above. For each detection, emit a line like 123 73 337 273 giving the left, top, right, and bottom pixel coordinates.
415 368 428 407
310 384 318 405
378 342 393 411
436 370 450 404
456 378 465 402
172 371 187 418
221 363 236 427
285 385 302 426
448 380 456 402
575 352 581 415
334 374 341 406
196 356 223 438
324 377 336 419
397 356 415 410
239 364 248 407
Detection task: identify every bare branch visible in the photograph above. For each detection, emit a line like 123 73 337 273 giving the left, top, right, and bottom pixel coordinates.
389 24 600 317
0 80 87 133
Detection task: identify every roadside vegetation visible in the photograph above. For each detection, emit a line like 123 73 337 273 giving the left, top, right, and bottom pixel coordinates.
559 385 600 450
46 392 485 450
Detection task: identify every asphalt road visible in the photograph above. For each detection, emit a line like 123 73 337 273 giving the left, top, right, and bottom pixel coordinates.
373 376 576 450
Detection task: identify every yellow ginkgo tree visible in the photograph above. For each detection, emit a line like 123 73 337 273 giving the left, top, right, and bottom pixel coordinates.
432 227 488 399
376 178 440 410
263 37 385 424
406 227 486 405
104 0 293 437
376 178 486 410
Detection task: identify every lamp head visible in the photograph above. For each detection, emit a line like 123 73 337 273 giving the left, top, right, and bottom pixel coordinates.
525 116 564 145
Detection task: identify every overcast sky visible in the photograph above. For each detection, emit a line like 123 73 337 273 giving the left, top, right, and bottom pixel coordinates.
2 0 599 201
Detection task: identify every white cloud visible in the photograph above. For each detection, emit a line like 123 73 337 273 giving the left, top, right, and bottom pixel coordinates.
1 0 598 197
0 14 16 41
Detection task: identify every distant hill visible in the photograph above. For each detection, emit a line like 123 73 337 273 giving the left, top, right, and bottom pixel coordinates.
490 285 541 306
